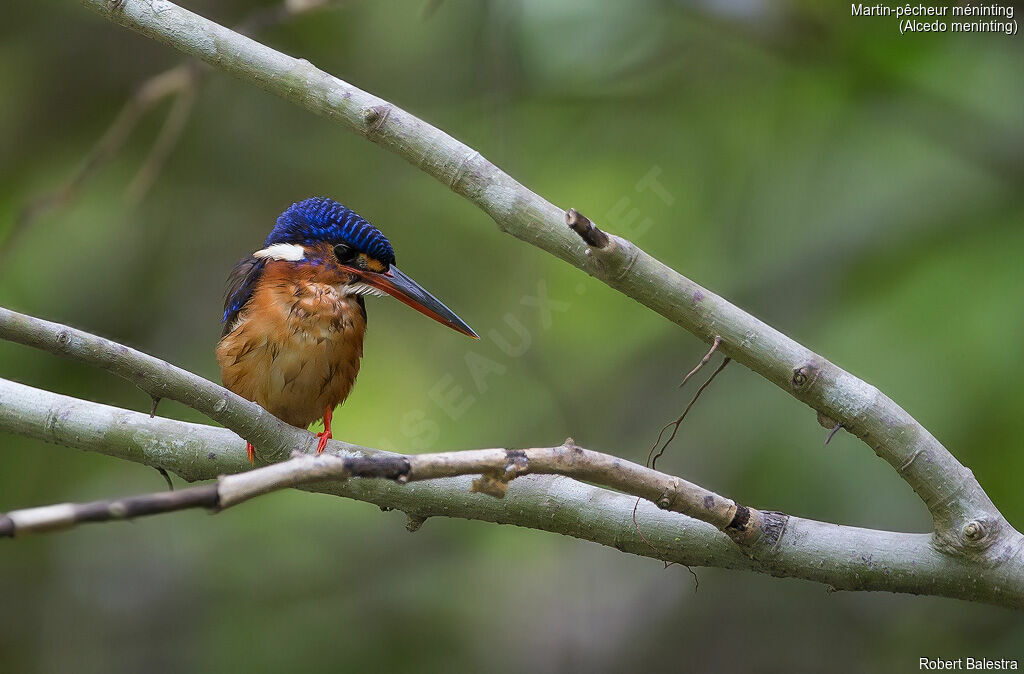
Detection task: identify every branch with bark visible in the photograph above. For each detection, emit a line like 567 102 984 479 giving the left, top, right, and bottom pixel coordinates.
0 0 1019 609
0 306 764 543
1 438 766 546
1 350 1021 608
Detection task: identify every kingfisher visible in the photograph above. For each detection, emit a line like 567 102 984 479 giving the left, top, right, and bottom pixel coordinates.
216 197 478 464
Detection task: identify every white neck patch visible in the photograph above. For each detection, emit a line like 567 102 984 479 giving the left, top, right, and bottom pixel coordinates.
253 243 305 262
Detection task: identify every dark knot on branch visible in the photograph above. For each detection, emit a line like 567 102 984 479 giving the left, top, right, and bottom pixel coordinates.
791 361 821 391
362 105 391 135
345 455 411 481
565 208 609 249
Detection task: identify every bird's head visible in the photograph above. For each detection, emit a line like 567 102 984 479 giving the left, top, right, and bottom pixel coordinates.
254 197 477 338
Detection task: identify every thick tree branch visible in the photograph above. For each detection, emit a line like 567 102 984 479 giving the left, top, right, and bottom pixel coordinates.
1 308 1023 607
2 377 1023 608
0 306 314 462
72 0 1011 558
0 307 770 545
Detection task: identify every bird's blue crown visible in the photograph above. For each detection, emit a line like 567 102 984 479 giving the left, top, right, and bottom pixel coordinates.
222 198 394 326
266 197 395 265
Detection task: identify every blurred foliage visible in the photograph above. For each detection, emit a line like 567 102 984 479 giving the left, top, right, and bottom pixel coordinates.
1 0 1022 672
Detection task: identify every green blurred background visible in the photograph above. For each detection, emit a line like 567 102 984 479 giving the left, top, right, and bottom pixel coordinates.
2 1 1022 671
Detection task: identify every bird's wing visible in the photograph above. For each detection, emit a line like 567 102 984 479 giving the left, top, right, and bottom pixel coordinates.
221 255 267 336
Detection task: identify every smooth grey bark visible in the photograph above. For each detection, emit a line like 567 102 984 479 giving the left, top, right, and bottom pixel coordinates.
3 376 1023 608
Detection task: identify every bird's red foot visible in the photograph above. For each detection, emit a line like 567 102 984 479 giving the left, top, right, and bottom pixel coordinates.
246 442 255 465
316 406 334 454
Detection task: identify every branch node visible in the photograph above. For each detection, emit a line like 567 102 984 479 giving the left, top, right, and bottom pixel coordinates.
791 361 821 391
362 104 391 134
964 520 985 542
727 504 751 532
503 449 529 479
959 518 998 551
562 437 582 453
729 509 789 548
565 208 610 249
656 487 675 511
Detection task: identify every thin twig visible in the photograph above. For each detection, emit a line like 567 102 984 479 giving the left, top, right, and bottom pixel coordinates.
1 446 763 544
4 0 340 262
155 467 174 491
632 498 663 560
629 493 701 586
125 77 199 205
0 484 218 537
3 66 194 262
679 336 723 389
825 422 843 445
633 338 727 566
648 357 730 472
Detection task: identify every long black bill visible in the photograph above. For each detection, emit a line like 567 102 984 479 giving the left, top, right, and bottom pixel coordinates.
361 265 479 339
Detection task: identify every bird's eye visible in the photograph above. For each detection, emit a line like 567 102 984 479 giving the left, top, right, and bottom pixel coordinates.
333 244 356 263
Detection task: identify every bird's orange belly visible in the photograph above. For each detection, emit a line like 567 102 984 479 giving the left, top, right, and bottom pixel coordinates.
216 282 365 429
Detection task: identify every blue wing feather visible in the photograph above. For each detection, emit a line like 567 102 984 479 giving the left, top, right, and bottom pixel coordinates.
221 256 267 335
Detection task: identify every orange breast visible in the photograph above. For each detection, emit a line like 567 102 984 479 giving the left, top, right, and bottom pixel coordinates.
216 260 366 429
